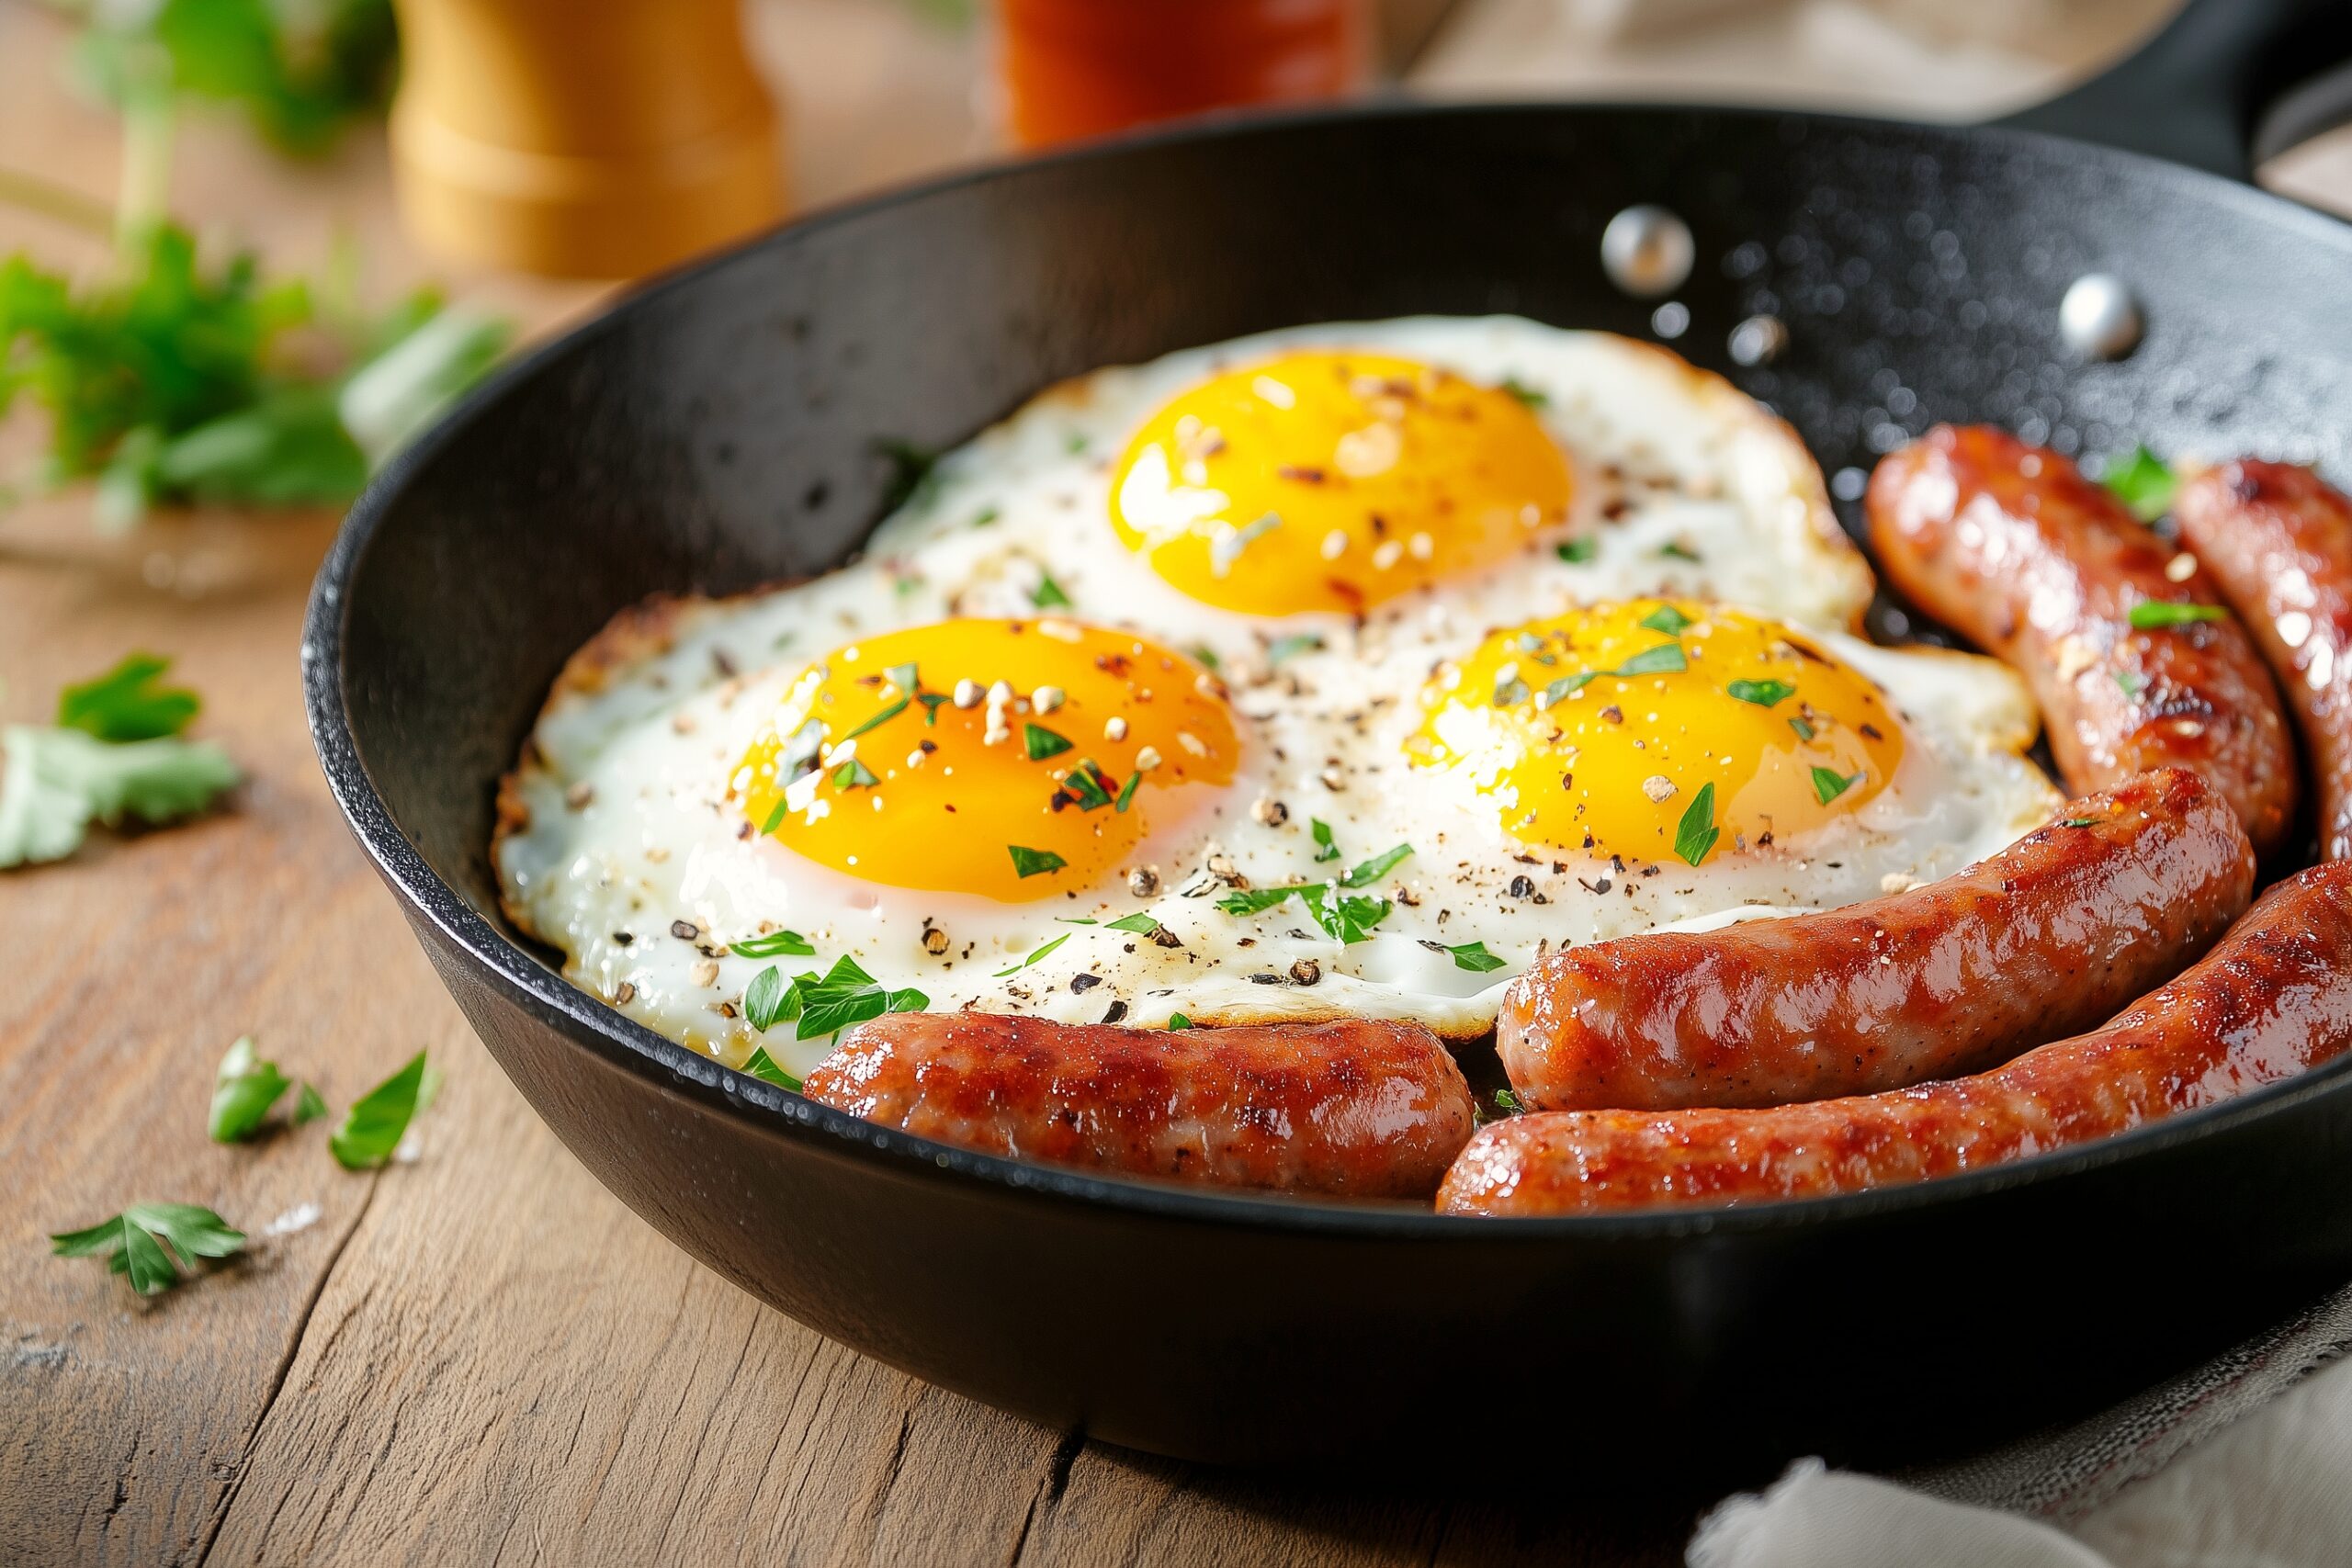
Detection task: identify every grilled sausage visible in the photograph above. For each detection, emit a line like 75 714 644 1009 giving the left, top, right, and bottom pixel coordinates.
2175 460 2352 862
1496 767 2253 1111
804 1012 1477 1199
1868 424 2298 856
1441 862 2352 1215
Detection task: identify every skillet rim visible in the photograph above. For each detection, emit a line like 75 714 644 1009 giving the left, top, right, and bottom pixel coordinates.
305 95 2352 1242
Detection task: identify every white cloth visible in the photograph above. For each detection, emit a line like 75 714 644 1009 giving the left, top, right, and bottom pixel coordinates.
1689 1352 2352 1568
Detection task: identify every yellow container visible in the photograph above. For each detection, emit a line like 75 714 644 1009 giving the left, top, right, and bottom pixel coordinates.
389 0 787 279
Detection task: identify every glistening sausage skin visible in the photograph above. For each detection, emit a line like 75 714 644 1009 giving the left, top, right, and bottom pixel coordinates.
805 1012 1477 1199
1868 424 2298 856
1495 767 2254 1111
1440 862 2352 1215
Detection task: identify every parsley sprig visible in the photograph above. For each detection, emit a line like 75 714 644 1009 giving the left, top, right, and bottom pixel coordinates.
743 954 926 1042
51 1203 244 1296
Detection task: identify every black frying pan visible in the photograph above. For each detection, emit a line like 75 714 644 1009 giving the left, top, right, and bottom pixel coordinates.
307 0 2352 1477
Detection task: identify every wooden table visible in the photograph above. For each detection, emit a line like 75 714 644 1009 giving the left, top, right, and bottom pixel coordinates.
9 3 2352 1562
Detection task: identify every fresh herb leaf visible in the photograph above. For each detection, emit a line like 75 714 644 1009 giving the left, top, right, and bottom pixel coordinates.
2102 446 2178 523
760 798 790 835
292 1083 328 1125
1216 886 1299 917
74 0 399 156
209 1035 289 1143
1342 842 1413 888
732 929 814 959
970 507 1000 528
2129 601 2228 630
831 758 879 790
1657 541 1701 562
742 1045 801 1091
327 1051 427 1169
885 662 920 695
51 1202 244 1296
887 987 929 1014
1492 675 1531 706
1556 537 1598 565
1639 604 1692 636
1726 678 1796 708
1675 781 1721 867
1499 377 1548 409
1811 766 1862 806
1611 643 1688 677
1446 941 1507 973
2062 817 2099 829
1493 1087 1524 1114
1060 761 1115 810
843 698 908 739
917 692 951 726
1789 716 1816 741
1023 723 1072 761
0 725 240 869
875 438 939 513
1167 1013 1193 1031
1031 572 1072 610
1008 844 1066 878
2116 670 2146 700
1114 771 1141 812
791 954 890 1040
995 932 1069 976
744 966 796 1032
1066 433 1089 455
1104 912 1161 935
1542 672 1598 706
57 654 199 741
1296 883 1391 944
1310 818 1340 862
1266 633 1324 665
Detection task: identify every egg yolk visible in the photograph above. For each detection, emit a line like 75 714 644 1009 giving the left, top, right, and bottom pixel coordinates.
1408 601 1905 863
735 618 1240 902
1111 350 1572 615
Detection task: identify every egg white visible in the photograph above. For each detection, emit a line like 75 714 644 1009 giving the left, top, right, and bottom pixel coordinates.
497 318 2061 1079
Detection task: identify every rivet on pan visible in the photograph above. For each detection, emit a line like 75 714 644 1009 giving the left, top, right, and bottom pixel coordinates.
1650 301 1691 340
2060 274 2143 361
1601 205 1695 299
1728 313 1790 367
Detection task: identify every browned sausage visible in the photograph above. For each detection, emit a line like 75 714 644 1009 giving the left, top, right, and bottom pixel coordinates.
804 1013 1477 1199
1868 424 2298 856
1440 862 2352 1215
2175 460 2352 862
1496 767 2253 1111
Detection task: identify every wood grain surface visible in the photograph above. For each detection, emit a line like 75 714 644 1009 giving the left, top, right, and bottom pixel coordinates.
0 4 1689 1563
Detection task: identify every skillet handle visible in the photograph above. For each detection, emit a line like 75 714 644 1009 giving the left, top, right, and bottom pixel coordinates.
1997 0 2352 182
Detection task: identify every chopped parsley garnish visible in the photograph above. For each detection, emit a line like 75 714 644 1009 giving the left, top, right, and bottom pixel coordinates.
1266 633 1324 665
1445 941 1507 973
1657 541 1701 562
51 1203 244 1297
1023 723 1072 761
970 507 1000 528
1674 781 1721 867
1310 818 1340 862
0 723 241 870
57 653 199 741
1542 672 1598 706
328 1050 429 1170
1612 642 1689 677
831 758 878 790
1031 572 1072 610
731 929 815 959
1008 844 1066 878
1296 884 1391 944
1190 644 1222 673
1499 377 1549 409
742 1046 801 1091
1059 761 1116 811
1639 604 1692 636
1114 771 1141 812
786 953 926 1040
1726 678 1796 707
917 692 951 725
2129 601 2228 630
995 932 1069 976
744 966 795 1031
2103 446 2178 523
760 799 790 835
1788 716 1816 741
2062 817 2100 829
842 698 908 739
1104 912 1161 935
1811 766 1862 806
1493 1087 1524 1114
875 438 940 513
209 1035 291 1143
1167 1013 1193 1031
1556 537 1598 565
293 1083 328 1125
1216 886 1299 917
1066 434 1090 454
2116 671 2146 699
886 662 921 694
1342 842 1413 888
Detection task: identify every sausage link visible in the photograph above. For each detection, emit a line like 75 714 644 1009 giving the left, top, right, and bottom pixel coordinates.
1441 863 2352 1215
804 1013 1477 1199
1868 424 2299 856
1496 767 2253 1111
2175 460 2352 862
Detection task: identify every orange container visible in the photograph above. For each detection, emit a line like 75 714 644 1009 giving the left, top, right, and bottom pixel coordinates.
388 0 786 279
998 0 1373 149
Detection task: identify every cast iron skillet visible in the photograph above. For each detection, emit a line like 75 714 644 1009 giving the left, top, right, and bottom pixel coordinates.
309 0 2352 1476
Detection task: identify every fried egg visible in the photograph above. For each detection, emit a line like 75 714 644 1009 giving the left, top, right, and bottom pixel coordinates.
497 317 2060 1080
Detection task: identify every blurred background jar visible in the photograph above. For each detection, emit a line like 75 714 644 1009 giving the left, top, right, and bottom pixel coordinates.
995 0 1376 149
